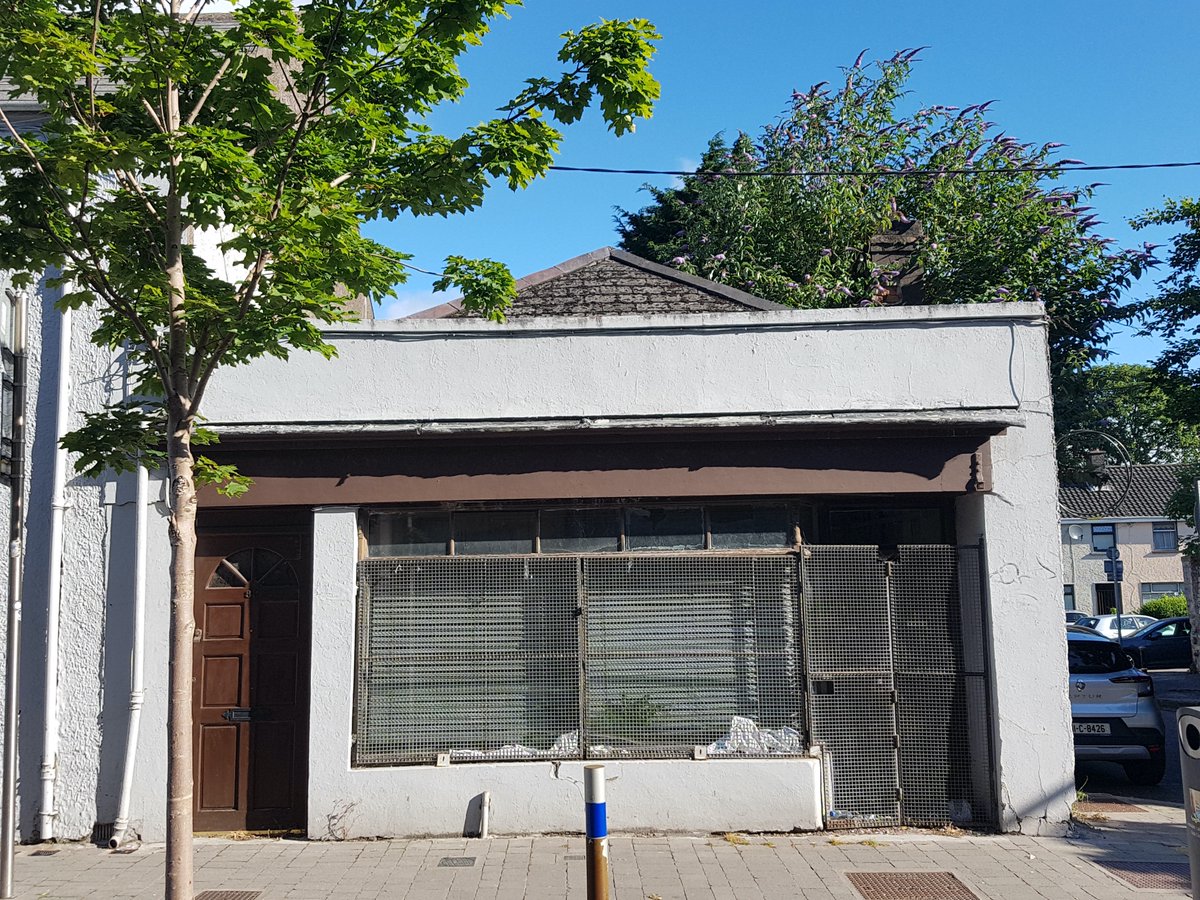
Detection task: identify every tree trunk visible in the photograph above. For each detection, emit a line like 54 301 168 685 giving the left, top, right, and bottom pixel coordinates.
165 414 196 900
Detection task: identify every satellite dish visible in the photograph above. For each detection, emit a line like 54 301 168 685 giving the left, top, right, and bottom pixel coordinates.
1068 524 1085 541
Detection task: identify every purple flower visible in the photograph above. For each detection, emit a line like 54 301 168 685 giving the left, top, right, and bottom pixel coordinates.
669 256 687 266
745 280 756 288
819 248 832 257
787 282 798 289
713 253 727 261
742 224 753 232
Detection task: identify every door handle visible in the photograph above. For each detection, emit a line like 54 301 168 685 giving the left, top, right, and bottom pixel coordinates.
222 708 252 723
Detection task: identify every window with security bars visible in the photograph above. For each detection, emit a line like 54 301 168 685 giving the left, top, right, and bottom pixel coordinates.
353 554 804 765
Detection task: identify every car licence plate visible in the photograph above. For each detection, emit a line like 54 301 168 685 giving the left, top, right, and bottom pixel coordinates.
1074 723 1111 735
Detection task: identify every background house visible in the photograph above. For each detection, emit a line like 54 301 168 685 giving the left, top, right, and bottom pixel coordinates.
1060 463 1195 615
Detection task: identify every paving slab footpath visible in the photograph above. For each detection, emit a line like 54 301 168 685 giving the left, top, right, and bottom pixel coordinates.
6 795 1194 900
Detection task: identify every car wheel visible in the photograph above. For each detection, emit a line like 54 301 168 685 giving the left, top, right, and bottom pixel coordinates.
1124 756 1166 786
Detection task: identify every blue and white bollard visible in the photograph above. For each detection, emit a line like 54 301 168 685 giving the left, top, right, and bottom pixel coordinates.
584 764 610 900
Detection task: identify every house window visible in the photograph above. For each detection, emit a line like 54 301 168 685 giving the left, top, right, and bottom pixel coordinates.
1091 523 1115 553
353 553 804 766
364 503 794 558
1140 582 1186 602
1095 583 1116 614
1153 522 1179 552
1064 585 1076 611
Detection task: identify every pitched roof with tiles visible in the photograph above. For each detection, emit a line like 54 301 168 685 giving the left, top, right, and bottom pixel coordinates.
1059 463 1188 519
407 247 788 319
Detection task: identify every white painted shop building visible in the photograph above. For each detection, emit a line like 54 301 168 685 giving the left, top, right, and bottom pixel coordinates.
0 248 1073 845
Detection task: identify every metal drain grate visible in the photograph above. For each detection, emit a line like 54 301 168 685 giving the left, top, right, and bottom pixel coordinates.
1075 799 1147 813
194 892 262 900
437 857 476 868
1096 860 1191 890
847 872 978 900
29 850 59 857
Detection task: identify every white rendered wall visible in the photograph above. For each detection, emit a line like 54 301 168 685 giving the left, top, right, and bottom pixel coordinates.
203 305 1039 429
307 508 823 838
956 337 1074 835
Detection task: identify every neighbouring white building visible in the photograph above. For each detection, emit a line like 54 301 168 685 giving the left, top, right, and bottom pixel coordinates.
0 246 1074 844
1060 464 1195 615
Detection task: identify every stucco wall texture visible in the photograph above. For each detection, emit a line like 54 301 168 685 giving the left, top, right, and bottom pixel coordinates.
5 300 1071 842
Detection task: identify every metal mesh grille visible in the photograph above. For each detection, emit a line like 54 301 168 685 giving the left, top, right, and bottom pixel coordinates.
803 545 996 830
584 555 802 758
353 540 997 831
355 554 802 764
355 557 580 764
802 546 899 827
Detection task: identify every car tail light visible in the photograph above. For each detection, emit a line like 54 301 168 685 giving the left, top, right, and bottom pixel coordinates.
1110 673 1154 697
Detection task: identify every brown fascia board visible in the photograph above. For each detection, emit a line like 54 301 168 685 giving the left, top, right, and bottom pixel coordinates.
404 246 789 318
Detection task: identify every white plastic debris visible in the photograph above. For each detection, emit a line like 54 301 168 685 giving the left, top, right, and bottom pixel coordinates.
705 716 803 756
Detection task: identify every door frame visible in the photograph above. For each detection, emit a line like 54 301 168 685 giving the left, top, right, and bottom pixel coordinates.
193 507 313 833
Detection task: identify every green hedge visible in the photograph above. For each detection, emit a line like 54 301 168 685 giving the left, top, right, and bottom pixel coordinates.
1139 594 1189 619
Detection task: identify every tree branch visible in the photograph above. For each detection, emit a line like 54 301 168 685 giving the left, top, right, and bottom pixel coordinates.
184 56 230 126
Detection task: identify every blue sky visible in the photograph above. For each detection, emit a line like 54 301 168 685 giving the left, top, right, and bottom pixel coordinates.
365 1 1200 365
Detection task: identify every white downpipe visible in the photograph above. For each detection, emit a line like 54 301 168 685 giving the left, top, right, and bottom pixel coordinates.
110 356 147 848
37 306 71 842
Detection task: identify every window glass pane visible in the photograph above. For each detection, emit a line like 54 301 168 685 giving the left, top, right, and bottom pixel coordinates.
1091 524 1115 552
1067 642 1129 674
625 507 704 550
825 508 944 544
1141 582 1185 601
368 512 450 557
540 508 621 554
1153 522 1177 551
709 505 790 549
1064 585 1075 611
454 510 536 555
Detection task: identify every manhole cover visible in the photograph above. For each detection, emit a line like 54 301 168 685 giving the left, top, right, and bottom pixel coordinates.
847 871 978 900
30 850 59 857
437 857 476 868
1076 799 1147 813
194 892 262 900
1096 860 1191 890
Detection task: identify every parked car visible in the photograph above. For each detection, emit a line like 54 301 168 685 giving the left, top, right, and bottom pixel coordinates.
1067 623 1105 637
1124 617 1193 670
1067 630 1166 785
1076 614 1158 639
1065 610 1088 625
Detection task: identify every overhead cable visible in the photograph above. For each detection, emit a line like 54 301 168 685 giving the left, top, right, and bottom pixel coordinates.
547 160 1200 178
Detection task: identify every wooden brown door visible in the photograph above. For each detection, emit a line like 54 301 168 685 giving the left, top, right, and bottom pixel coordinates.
193 526 311 832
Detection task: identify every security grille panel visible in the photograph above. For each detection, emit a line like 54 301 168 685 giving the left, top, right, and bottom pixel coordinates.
803 544 996 830
584 555 802 758
802 546 899 827
355 557 580 764
354 554 803 765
